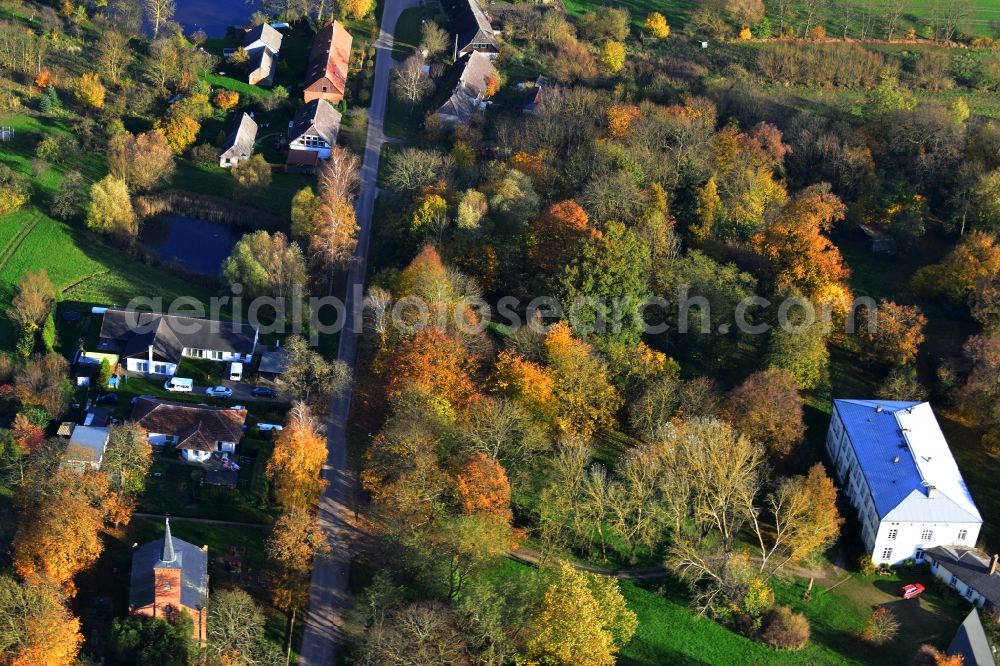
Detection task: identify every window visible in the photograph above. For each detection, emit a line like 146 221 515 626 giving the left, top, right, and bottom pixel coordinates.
882 548 893 561
966 587 975 599
958 529 968 541
920 530 933 541
915 548 924 561
950 575 958 587
887 529 898 541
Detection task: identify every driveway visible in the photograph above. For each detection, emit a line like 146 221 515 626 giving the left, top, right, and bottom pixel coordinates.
297 2 419 664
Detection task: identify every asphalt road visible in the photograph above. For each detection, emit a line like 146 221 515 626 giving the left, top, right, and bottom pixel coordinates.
297 3 418 664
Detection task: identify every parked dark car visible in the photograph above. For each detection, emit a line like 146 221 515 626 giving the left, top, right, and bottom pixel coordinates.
95 392 119 404
251 387 278 398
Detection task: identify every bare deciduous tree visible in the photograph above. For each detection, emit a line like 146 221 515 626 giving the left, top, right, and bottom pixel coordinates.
391 55 433 106
143 0 175 38
318 145 361 203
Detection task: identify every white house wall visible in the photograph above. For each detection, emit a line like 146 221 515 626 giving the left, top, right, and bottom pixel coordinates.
124 358 178 376
871 521 981 566
929 560 989 607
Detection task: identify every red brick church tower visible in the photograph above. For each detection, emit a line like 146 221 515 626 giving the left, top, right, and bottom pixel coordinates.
129 518 209 641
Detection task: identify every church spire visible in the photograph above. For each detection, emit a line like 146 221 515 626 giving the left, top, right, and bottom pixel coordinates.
161 517 176 564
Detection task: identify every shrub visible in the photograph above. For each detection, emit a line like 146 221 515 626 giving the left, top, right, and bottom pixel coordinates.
189 143 218 167
757 44 883 88
35 135 61 163
213 90 239 110
861 607 900 645
0 164 31 215
759 606 810 650
857 555 877 576
644 12 670 39
74 72 106 110
40 312 56 352
599 40 626 74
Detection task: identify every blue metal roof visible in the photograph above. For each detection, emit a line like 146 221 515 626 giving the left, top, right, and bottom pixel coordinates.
834 399 924 518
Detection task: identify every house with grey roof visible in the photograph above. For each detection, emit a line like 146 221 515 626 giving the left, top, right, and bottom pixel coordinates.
434 51 497 127
927 545 1000 609
826 400 983 566
62 425 109 472
130 518 208 641
287 98 342 166
97 308 258 376
949 608 997 666
258 345 289 381
446 0 498 57
242 23 282 86
219 112 258 168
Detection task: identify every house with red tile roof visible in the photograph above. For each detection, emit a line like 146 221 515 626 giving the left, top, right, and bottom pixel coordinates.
303 21 352 105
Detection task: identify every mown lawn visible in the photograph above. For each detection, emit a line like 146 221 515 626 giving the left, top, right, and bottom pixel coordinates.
478 556 967 666
0 206 217 349
561 0 696 30
392 7 424 61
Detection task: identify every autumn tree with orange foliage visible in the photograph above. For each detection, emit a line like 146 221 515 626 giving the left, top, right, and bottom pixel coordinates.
725 369 805 457
528 200 599 274
912 231 1000 304
13 468 109 595
266 402 328 511
386 327 478 411
750 183 850 306
510 150 556 194
493 349 559 427
455 452 512 520
390 245 484 342
855 300 926 366
606 103 641 139
0 574 83 666
912 644 965 666
361 392 453 531
33 69 52 88
10 414 43 453
213 89 239 110
544 323 622 438
266 508 330 657
958 332 1000 452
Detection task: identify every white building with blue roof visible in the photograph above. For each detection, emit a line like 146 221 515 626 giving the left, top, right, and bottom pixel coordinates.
826 399 983 566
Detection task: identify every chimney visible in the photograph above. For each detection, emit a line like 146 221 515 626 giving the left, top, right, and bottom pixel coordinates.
876 405 884 413
926 485 937 498
990 554 999 576
893 455 900 463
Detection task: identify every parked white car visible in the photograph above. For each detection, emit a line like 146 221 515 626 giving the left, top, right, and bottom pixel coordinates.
164 377 194 392
205 386 234 398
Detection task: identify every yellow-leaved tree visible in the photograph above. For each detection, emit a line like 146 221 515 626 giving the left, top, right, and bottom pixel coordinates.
0 574 84 665
74 72 105 109
526 562 638 666
644 12 670 38
266 402 328 511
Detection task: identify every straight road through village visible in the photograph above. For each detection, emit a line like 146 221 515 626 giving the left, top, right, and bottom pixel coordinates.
297 2 419 663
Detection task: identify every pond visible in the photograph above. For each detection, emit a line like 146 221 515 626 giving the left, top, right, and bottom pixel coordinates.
139 215 241 276
173 0 261 37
